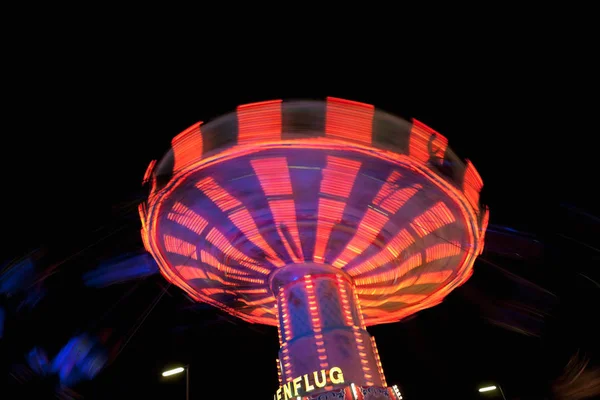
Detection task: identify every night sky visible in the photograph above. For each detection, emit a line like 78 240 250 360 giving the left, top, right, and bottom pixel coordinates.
1 32 597 399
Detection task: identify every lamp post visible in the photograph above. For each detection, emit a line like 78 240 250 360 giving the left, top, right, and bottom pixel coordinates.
162 365 189 400
478 385 507 400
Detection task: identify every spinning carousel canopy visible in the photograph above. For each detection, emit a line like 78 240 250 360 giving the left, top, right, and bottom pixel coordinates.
139 98 488 326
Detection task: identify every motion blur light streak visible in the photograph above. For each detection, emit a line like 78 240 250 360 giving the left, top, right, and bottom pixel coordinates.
45 334 108 386
83 252 159 287
26 347 50 375
552 351 600 400
1 251 49 320
139 97 487 398
18 333 109 394
0 256 35 296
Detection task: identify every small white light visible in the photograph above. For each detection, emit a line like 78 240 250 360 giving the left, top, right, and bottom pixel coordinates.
479 386 497 392
350 383 358 399
162 367 185 376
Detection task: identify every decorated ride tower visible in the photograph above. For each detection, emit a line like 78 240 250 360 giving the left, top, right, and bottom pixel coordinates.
139 98 488 399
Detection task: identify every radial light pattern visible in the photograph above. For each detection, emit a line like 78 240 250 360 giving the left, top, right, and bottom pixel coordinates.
139 97 488 326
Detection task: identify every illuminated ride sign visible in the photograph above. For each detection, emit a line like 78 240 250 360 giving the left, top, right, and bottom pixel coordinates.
274 367 344 400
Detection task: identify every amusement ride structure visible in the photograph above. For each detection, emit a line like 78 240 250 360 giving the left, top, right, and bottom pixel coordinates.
139 97 489 399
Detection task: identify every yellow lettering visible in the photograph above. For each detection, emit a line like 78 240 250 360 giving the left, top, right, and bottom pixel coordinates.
314 369 327 388
330 367 344 384
276 367 345 398
292 376 302 396
303 374 315 392
283 382 292 400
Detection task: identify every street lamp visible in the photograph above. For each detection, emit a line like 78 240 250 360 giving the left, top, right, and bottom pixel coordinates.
162 365 189 400
478 385 506 400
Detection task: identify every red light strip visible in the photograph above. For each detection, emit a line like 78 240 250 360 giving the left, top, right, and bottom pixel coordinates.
278 287 293 379
142 159 156 185
199 250 253 277
140 228 152 253
354 253 422 286
350 200 461 292
353 289 367 329
281 342 292 381
409 119 448 164
239 295 275 306
199 288 235 296
229 208 285 266
375 184 422 214
370 336 387 386
251 158 304 262
236 288 268 294
346 229 415 277
196 177 284 267
237 100 282 144
352 287 373 385
359 293 429 307
372 171 402 204
163 235 197 260
314 156 361 262
171 122 203 173
204 228 271 275
249 307 276 317
314 199 345 263
276 304 283 345
250 157 293 195
207 271 233 285
139 203 151 253
174 265 207 280
272 199 304 262
276 358 283 386
464 159 483 212
305 275 329 370
425 241 462 262
167 202 208 236
479 206 490 254
355 240 462 287
336 274 356 328
410 201 455 237
372 172 422 214
332 208 389 269
359 270 454 296
326 97 374 145
320 156 361 197
196 177 242 212
335 275 373 385
412 270 453 285
332 182 420 269
147 219 272 326
279 287 292 342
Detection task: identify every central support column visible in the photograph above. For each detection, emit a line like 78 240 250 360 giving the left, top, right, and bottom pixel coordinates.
270 263 386 397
